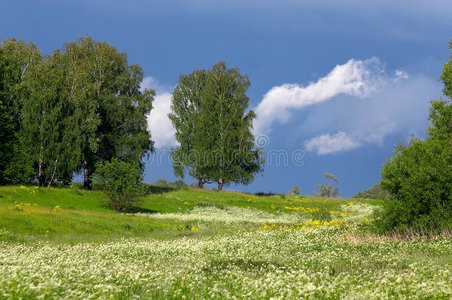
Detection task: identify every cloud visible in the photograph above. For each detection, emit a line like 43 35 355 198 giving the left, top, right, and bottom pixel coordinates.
254 57 383 134
147 92 177 149
305 132 361 155
141 76 173 95
142 76 177 149
299 73 440 155
253 57 442 155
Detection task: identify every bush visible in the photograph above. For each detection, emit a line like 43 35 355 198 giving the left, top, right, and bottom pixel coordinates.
312 208 332 221
92 158 144 212
378 137 452 233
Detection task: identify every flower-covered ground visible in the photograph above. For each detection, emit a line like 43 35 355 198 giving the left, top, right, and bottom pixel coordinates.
0 187 451 298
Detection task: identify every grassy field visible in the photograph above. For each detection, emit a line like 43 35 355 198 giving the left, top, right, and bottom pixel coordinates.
0 185 451 298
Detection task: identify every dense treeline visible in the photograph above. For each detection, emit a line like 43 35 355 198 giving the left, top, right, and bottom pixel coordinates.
1 37 262 198
0 37 154 188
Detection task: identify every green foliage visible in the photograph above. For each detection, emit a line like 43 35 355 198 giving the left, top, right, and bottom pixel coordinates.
379 41 452 233
353 184 388 200
315 173 339 197
311 207 332 221
92 159 144 211
379 137 452 233
288 185 301 196
152 179 186 189
154 179 168 187
167 180 188 189
170 62 263 191
1 37 154 188
0 39 41 184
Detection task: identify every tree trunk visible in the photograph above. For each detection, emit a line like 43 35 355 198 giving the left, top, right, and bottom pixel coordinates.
198 179 204 189
218 178 223 191
38 161 44 187
83 160 91 189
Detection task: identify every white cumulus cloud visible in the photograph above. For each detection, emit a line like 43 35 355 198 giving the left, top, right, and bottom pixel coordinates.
305 132 361 155
253 58 383 134
253 58 441 155
147 93 177 149
299 73 440 154
142 76 177 149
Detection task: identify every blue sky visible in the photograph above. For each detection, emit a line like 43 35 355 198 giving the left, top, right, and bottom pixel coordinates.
1 0 451 196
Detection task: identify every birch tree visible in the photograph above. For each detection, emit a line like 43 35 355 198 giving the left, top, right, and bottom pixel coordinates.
170 62 262 190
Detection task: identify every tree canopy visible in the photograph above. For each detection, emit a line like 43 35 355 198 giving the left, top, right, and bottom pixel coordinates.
170 62 263 190
0 37 154 187
0 39 41 184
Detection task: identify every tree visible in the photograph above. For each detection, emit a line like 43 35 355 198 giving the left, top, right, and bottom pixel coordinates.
315 173 339 197
169 69 208 188
92 158 144 211
21 48 83 186
63 37 154 189
0 39 41 184
379 40 452 233
170 62 263 191
1 37 153 187
153 179 168 187
167 180 187 189
352 183 388 199
289 185 301 196
19 37 154 187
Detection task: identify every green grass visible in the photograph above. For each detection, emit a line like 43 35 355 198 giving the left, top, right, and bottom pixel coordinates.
0 185 384 243
0 185 450 298
138 188 385 213
0 185 110 211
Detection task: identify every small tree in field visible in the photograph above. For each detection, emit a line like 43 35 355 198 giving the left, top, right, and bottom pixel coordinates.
315 173 339 198
288 185 301 197
92 158 143 211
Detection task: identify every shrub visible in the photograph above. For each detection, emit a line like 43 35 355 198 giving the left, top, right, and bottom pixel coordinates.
92 158 144 212
378 137 452 233
312 208 332 221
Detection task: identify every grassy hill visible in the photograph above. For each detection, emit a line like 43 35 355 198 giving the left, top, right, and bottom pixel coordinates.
0 185 381 243
0 186 451 298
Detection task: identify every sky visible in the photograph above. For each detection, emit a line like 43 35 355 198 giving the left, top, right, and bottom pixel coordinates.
1 0 451 196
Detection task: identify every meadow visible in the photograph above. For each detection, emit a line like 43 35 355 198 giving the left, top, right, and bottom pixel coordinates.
0 186 451 298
